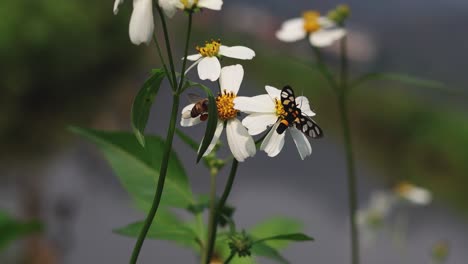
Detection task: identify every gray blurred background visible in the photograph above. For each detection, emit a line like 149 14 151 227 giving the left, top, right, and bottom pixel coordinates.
0 0 467 263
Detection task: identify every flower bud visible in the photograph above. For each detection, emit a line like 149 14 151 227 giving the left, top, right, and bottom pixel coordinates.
228 231 253 257
327 4 350 24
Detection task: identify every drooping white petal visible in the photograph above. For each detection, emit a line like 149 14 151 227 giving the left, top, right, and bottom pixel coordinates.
219 64 244 94
197 57 221 81
180 104 202 127
309 28 346 47
265 85 281 100
184 58 202 75
242 113 278 136
218 46 255 60
114 0 124 15
197 0 223 10
289 128 312 160
226 119 256 162
296 96 316 117
129 0 154 45
260 122 285 157
158 0 183 18
201 120 224 156
276 18 306 42
186 54 202 61
234 95 275 114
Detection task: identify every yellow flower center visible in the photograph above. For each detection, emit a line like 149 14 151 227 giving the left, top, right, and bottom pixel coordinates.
196 40 221 57
275 99 286 118
394 181 414 196
216 90 238 121
180 0 198 9
302 10 321 33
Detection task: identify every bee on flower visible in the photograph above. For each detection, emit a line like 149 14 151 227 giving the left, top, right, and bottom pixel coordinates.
180 64 256 162
234 85 322 160
185 39 255 81
276 9 347 47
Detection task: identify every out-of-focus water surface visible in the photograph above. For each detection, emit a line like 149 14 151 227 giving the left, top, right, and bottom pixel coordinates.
0 0 467 263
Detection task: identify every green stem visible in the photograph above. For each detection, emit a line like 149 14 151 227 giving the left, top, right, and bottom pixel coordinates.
224 252 235 264
204 159 239 264
153 35 174 89
177 11 193 92
202 172 218 263
311 46 340 93
338 35 360 264
129 94 180 264
156 5 177 90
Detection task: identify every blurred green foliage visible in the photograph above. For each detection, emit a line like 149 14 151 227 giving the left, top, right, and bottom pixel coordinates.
0 0 140 160
0 210 42 251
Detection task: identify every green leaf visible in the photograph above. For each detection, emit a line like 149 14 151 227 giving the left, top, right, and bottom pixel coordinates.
253 233 314 244
351 72 447 91
251 243 289 264
114 209 199 250
191 83 218 163
70 127 194 211
131 69 166 147
0 211 42 251
249 217 303 250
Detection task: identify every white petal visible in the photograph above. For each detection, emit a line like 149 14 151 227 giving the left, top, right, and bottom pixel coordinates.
318 17 335 28
265 85 281 100
242 113 278 136
260 122 285 157
180 104 202 127
289 128 312 160
296 96 316 117
158 0 183 18
369 191 395 216
404 187 432 205
197 0 223 10
201 121 224 156
309 28 346 47
226 119 256 162
234 95 275 114
184 58 202 75
186 54 202 61
219 64 244 94
218 46 255 60
276 18 306 42
114 0 124 15
197 57 221 81
129 0 154 45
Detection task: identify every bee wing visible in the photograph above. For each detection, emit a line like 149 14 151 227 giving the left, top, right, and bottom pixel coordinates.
295 115 323 138
187 93 204 103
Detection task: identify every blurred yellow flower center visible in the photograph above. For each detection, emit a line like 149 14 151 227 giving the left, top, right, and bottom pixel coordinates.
275 99 286 118
302 11 321 33
196 40 221 57
181 0 198 8
394 182 414 196
216 90 238 120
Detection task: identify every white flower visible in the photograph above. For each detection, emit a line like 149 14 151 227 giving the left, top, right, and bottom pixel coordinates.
114 0 154 45
159 0 223 18
276 11 346 47
180 65 256 162
393 182 432 205
355 191 396 246
234 86 317 160
185 40 255 81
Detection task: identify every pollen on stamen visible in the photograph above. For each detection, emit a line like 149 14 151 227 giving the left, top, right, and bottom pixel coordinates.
196 39 221 57
216 90 238 121
302 10 321 33
275 99 286 119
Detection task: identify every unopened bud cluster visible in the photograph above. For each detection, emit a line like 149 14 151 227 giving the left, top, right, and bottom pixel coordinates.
228 231 253 258
327 4 350 25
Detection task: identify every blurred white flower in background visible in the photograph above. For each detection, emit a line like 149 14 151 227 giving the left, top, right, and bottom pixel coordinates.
159 0 223 18
276 11 346 47
393 181 432 205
